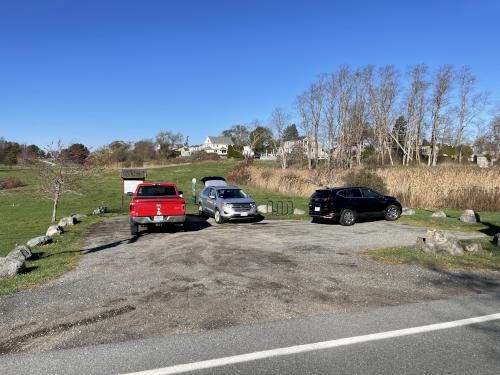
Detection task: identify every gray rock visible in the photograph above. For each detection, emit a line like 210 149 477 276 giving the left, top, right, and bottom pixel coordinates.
431 211 447 218
71 213 87 222
46 225 64 236
93 206 107 215
58 216 76 227
26 235 53 248
493 233 499 247
0 257 25 278
401 208 415 216
416 229 464 256
7 245 32 261
293 208 305 215
257 205 270 214
465 243 482 253
459 209 480 223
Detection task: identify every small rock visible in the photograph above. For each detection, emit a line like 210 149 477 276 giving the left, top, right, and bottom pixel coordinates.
58 216 76 227
459 209 480 223
257 205 270 214
465 243 482 253
7 245 32 261
26 235 53 248
293 208 305 215
431 211 447 218
493 234 499 247
71 213 87 223
93 206 107 215
401 208 415 216
46 225 64 236
416 229 464 256
0 257 25 278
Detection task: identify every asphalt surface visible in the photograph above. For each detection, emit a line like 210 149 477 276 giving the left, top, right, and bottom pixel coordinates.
0 292 499 375
0 217 497 355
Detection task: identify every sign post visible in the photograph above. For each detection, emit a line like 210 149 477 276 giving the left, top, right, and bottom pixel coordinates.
191 177 197 204
120 169 147 211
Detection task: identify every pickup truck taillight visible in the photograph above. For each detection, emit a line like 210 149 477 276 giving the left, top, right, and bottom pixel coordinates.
130 202 136 215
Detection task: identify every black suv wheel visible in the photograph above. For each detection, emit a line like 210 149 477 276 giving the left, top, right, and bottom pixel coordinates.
339 209 356 226
385 205 400 221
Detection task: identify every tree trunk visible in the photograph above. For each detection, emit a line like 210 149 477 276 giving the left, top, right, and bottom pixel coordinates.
51 182 60 222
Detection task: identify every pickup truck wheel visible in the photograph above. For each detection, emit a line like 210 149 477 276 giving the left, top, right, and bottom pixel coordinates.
385 205 401 221
130 223 139 236
214 209 224 224
339 209 356 226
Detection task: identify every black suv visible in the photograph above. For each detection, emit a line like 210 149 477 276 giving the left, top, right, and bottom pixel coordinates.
308 187 402 226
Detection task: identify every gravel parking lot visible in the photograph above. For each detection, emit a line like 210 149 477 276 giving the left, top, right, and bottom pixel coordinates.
1 216 498 355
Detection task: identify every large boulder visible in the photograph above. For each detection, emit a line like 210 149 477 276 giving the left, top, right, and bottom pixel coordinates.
26 235 53 248
71 213 87 223
459 209 480 223
401 208 415 216
93 206 107 215
257 205 270 214
493 234 499 247
416 229 464 256
7 245 32 261
46 225 64 236
293 208 305 215
431 211 447 218
465 243 482 253
58 216 76 227
0 257 25 278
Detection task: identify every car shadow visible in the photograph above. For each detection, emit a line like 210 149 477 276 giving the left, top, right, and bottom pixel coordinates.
223 214 265 225
311 216 386 225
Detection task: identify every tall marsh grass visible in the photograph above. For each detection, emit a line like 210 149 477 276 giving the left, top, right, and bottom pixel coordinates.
228 164 500 210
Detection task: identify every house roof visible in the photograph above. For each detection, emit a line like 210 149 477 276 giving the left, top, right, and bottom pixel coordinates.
207 136 233 145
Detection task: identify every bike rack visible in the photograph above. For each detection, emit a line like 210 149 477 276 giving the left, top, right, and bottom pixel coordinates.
266 200 294 216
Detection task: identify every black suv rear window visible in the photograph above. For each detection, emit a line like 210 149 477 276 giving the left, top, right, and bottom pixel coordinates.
137 185 177 197
311 190 331 199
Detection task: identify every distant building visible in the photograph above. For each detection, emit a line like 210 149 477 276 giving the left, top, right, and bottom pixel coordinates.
202 136 233 156
281 136 330 159
474 155 489 168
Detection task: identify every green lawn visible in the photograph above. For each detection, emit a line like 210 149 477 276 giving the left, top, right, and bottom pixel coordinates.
367 209 500 271
0 160 310 293
398 209 500 236
365 237 500 271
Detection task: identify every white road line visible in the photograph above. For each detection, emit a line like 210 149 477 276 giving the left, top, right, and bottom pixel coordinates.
124 313 500 375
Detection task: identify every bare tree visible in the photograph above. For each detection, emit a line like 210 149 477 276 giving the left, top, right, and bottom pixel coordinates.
296 93 313 169
369 65 399 165
404 64 429 164
335 66 353 169
454 66 488 162
270 107 291 169
429 65 453 166
26 141 100 222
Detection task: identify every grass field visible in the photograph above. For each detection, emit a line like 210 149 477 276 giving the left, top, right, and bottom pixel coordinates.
0 160 310 293
1 161 499 293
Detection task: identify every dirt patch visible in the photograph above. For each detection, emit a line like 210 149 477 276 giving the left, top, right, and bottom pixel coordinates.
0 217 498 355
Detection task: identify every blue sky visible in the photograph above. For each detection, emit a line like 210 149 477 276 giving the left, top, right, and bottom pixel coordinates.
1 0 499 148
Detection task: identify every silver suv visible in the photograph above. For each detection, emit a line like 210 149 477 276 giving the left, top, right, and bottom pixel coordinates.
198 177 257 224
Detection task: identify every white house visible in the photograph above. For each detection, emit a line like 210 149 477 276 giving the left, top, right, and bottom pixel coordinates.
281 137 330 159
202 136 234 156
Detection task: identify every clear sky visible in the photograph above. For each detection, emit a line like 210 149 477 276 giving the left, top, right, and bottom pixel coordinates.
1 0 499 148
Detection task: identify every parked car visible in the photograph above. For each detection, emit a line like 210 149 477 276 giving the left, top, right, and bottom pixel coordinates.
198 177 257 224
129 182 186 235
308 186 402 226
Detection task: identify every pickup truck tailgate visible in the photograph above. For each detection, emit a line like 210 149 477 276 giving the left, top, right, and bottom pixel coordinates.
130 197 185 217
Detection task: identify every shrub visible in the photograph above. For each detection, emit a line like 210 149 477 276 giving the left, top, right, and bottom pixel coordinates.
343 169 388 194
226 163 251 185
190 151 220 161
0 176 25 190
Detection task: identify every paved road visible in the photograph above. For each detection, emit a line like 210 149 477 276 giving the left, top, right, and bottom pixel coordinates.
0 217 496 355
1 293 499 374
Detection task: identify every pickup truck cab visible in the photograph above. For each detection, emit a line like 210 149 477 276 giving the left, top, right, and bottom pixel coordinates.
129 182 186 235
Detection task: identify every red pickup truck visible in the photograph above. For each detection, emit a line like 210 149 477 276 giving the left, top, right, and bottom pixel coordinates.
129 182 186 235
